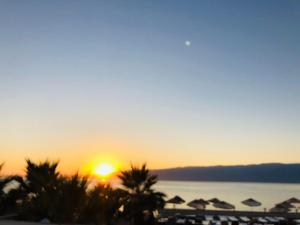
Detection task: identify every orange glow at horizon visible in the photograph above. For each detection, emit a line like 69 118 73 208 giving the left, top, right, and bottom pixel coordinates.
81 154 121 181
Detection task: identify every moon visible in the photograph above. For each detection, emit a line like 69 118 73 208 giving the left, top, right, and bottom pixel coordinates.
185 40 191 47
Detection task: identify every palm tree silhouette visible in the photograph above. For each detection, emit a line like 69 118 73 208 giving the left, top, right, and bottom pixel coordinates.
18 159 60 221
80 183 125 225
0 163 22 214
0 163 10 214
0 163 7 200
25 159 60 194
54 173 89 223
1 160 167 225
118 164 165 225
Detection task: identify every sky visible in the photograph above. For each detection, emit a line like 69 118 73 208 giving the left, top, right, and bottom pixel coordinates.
1 0 300 175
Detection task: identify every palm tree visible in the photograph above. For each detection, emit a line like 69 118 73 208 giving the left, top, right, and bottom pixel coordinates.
18 159 61 221
54 173 89 223
0 163 6 197
118 164 166 225
0 163 21 214
80 183 125 225
25 159 60 194
18 160 93 223
0 163 9 213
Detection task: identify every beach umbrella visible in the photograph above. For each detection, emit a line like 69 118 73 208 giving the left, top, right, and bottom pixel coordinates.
197 198 209 205
270 205 288 213
213 201 235 210
270 203 291 213
166 195 185 208
187 199 209 210
285 197 300 212
276 201 295 208
208 198 220 204
242 198 262 208
286 197 300 204
187 200 206 210
274 201 295 212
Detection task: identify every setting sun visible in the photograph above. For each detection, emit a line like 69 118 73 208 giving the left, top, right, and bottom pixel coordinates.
94 163 115 178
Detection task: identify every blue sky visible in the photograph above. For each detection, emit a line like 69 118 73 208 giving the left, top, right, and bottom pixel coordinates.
1 0 300 173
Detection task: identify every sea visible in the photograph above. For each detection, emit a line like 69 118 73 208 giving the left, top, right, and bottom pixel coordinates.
154 181 300 211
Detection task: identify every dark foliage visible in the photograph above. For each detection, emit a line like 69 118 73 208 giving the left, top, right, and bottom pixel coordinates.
54 173 89 223
119 164 166 225
0 163 23 214
17 160 61 221
79 183 125 225
0 160 165 225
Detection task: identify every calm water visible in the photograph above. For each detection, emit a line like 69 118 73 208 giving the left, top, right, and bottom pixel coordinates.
154 181 300 211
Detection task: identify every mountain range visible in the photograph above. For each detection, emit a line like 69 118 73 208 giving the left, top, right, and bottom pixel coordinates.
153 163 300 183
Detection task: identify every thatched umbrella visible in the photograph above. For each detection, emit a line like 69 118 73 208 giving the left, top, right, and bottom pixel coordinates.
242 198 261 210
286 197 300 212
213 201 235 210
166 195 185 208
272 201 295 212
196 198 209 205
208 198 220 204
187 199 209 210
270 204 289 213
187 200 205 210
286 197 300 204
277 201 295 208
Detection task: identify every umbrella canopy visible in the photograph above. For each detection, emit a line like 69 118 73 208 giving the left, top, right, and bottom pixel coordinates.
196 198 209 205
273 201 295 213
187 199 207 210
213 201 235 210
270 205 288 213
276 201 295 209
286 197 300 204
208 198 220 204
242 198 262 207
166 195 185 204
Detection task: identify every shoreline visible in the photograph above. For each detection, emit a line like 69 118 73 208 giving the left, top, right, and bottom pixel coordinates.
156 179 300 185
1 209 299 225
160 208 300 219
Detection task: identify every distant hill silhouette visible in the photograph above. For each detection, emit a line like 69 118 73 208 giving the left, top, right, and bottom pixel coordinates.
153 163 300 183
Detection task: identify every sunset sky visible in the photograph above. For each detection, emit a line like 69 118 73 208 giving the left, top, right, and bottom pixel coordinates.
1 0 300 175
